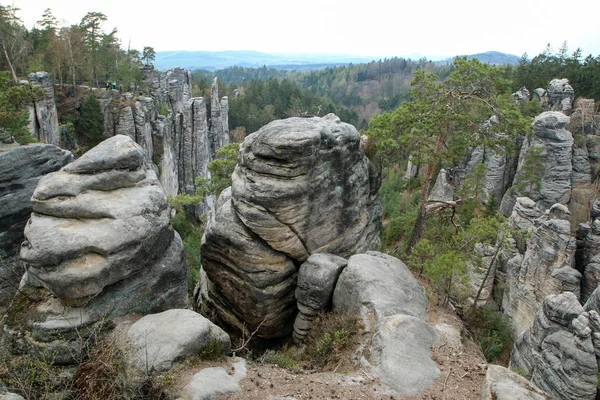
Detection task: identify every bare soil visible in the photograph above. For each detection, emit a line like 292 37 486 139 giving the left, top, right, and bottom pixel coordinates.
171 305 487 400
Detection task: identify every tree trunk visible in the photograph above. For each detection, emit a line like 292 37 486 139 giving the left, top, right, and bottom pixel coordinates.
406 134 445 254
0 32 18 82
471 246 500 310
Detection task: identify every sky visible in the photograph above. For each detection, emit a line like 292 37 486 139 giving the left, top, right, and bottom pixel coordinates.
7 0 600 59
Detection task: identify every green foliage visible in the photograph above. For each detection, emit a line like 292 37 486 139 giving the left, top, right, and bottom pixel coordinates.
464 305 514 363
142 46 155 66
258 311 362 372
0 71 44 143
511 43 600 100
76 95 104 146
200 337 226 361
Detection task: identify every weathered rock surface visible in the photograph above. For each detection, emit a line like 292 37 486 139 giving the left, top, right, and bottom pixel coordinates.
126 309 230 373
578 220 600 303
547 78 575 115
181 357 246 400
428 168 453 202
3 135 187 364
333 252 438 395
231 114 381 261
0 392 26 400
0 143 73 257
510 292 597 400
200 115 381 338
482 365 549 400
466 243 497 307
500 112 573 216
502 203 580 336
27 72 60 146
293 253 347 343
200 188 297 338
513 86 531 102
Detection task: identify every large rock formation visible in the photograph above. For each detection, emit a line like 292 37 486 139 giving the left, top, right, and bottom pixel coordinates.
578 220 600 303
27 72 60 146
500 112 573 216
502 202 580 336
3 135 187 364
199 115 381 338
482 365 549 400
510 292 597 400
333 252 439 396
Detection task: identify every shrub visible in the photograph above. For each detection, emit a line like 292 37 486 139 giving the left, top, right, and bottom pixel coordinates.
464 305 513 364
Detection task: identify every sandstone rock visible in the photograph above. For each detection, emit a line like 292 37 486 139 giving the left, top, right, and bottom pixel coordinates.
513 86 531 102
533 88 548 107
181 357 246 400
231 114 381 261
502 203 579 336
0 392 26 400
333 252 438 395
428 168 453 202
578 220 600 302
27 72 60 146
482 365 549 400
209 78 230 155
466 243 497 307
547 78 575 115
200 115 381 338
4 135 187 364
510 292 597 400
200 188 297 338
0 143 73 256
126 309 230 373
293 253 347 343
500 112 573 215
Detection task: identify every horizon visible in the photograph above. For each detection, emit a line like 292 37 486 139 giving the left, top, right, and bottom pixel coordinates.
8 0 600 60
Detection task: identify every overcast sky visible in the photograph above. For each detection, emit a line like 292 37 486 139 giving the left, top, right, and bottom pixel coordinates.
8 0 600 59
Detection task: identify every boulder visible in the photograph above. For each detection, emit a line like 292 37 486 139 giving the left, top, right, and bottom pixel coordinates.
0 392 26 400
482 365 549 400
3 135 187 364
200 115 381 338
502 203 579 336
510 292 597 400
0 143 73 257
500 112 573 216
293 253 347 343
513 86 531 102
333 252 438 395
126 309 230 373
180 357 246 400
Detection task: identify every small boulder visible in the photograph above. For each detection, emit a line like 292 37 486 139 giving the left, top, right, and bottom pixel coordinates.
126 309 230 373
482 365 549 400
180 357 246 400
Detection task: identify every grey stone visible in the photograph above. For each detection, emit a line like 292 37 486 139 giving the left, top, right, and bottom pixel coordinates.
127 309 230 373
502 204 579 336
333 252 428 324
0 143 73 256
231 114 381 261
333 252 438 395
513 86 531 102
500 112 573 216
201 115 381 339
293 253 347 343
547 78 575 115
428 169 453 202
0 392 26 400
370 314 440 396
466 243 497 307
28 72 60 146
510 292 597 400
482 365 549 400
200 188 297 339
181 357 246 400
5 136 187 364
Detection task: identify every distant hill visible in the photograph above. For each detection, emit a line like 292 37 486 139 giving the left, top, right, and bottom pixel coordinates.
435 51 520 66
154 50 375 71
155 50 521 71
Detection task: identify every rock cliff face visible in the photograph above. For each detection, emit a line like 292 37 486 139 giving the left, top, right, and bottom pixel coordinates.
27 72 60 146
199 115 381 338
510 292 597 400
547 78 575 115
3 135 187 364
502 202 580 336
500 112 573 216
0 143 73 257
